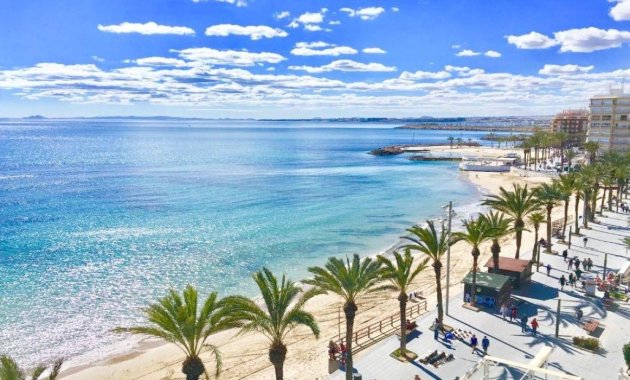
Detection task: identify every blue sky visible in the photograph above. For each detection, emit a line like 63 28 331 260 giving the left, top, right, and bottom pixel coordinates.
2 0 630 117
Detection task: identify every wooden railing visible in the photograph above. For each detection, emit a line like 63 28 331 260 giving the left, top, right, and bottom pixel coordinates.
332 299 428 354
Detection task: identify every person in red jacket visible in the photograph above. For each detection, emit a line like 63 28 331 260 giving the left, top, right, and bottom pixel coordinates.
531 318 539 336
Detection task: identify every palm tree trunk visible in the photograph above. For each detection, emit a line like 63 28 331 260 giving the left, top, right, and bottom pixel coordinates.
600 187 606 213
343 302 358 380
562 200 569 241
269 343 287 380
546 206 552 254
470 249 480 307
574 193 581 234
491 239 500 271
514 219 524 259
533 226 540 270
591 187 598 220
434 263 444 323
584 191 590 228
398 292 407 353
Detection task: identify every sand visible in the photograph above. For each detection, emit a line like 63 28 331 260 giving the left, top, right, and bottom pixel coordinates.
61 146 568 380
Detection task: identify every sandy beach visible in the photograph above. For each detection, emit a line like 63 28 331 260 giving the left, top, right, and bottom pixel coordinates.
61 146 566 380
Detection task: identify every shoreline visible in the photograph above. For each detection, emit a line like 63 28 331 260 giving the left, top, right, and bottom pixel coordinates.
60 146 554 380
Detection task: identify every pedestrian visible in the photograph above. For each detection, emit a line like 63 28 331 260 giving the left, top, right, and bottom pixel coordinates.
510 306 517 322
482 336 490 355
340 341 347 366
582 259 588 271
574 258 581 270
520 314 528 333
568 273 576 288
531 318 539 336
575 268 583 280
560 275 566 290
562 249 568 262
470 334 478 353
546 263 552 276
500 304 508 320
576 307 583 322
583 237 588 247
434 320 440 341
567 257 574 270
588 258 593 271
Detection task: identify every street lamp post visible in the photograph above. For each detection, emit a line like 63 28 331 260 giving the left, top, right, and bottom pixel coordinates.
445 201 453 316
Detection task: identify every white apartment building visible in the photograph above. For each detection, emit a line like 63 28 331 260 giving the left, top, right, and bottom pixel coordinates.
588 87 630 152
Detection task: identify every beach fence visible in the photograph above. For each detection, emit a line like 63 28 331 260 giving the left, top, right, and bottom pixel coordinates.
332 299 428 354
511 167 560 179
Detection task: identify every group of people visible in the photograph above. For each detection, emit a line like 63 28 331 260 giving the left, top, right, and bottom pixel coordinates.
620 203 630 213
559 273 580 290
327 340 347 364
566 255 594 272
469 334 491 355
499 303 540 336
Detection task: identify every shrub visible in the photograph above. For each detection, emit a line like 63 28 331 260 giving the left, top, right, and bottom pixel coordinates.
573 336 599 351
624 343 630 368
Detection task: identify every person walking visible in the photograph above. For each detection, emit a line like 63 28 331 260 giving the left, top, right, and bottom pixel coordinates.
567 257 574 270
575 267 583 281
500 304 508 320
434 320 440 341
482 336 490 356
562 249 568 262
568 273 576 288
583 237 588 247
546 263 552 276
582 259 588 271
470 334 478 354
520 314 528 333
559 275 566 290
574 258 581 271
531 318 539 336
510 306 517 322
588 258 594 271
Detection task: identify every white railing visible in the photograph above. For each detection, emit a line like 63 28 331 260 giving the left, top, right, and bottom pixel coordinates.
510 167 560 179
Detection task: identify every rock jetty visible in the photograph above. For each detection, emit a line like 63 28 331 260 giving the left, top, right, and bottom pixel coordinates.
409 156 462 161
369 146 404 156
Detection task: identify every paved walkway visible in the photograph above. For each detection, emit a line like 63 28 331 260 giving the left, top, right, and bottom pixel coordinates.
330 209 630 380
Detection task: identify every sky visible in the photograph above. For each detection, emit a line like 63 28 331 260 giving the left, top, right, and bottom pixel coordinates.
2 0 630 118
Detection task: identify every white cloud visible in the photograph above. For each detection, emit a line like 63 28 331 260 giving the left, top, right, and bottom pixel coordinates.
456 49 480 57
97 22 195 36
610 0 630 20
266 67 276 71
329 20 341 25
192 0 248 7
506 31 559 49
444 65 486 77
275 11 290 20
340 7 385 20
91 56 104 62
288 9 329 31
391 7 400 12
538 64 595 75
291 42 357 56
204 24 287 40
451 44 461 49
362 47 386 54
399 70 451 80
173 47 285 66
289 59 396 73
554 27 630 52
484 50 502 58
132 57 188 67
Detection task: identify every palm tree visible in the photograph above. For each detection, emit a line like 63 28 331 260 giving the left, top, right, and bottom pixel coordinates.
305 255 384 380
456 137 463 148
584 141 600 164
0 356 63 380
224 268 320 380
401 221 452 324
565 149 577 171
452 216 494 307
554 174 576 240
572 175 586 235
377 250 429 355
115 285 236 380
482 183 540 259
447 136 455 149
480 211 513 271
534 183 563 254
527 212 545 269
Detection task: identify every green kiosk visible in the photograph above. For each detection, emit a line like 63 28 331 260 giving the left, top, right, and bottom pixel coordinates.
463 271 512 309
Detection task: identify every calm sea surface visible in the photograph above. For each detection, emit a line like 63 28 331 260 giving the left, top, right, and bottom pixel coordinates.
0 120 489 366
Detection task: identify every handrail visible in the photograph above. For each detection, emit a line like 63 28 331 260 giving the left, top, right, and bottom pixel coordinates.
332 299 428 354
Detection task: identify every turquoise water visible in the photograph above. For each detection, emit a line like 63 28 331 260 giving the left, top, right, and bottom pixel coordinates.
0 120 484 367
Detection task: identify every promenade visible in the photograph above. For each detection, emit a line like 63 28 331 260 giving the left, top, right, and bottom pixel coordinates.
330 210 630 380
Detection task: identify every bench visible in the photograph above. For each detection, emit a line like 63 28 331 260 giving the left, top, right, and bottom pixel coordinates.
582 320 600 334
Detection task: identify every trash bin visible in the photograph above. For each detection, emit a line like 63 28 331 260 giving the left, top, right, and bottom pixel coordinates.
352 374 362 380
583 273 597 296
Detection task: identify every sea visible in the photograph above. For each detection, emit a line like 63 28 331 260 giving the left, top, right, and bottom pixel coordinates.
0 119 495 368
